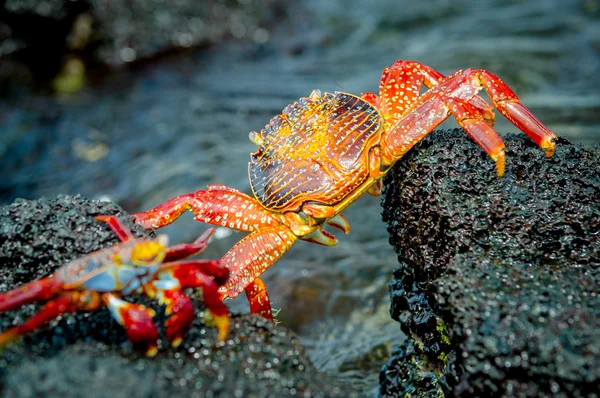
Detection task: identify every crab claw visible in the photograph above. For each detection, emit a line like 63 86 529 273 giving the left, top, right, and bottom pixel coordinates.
301 227 338 246
161 260 231 342
105 294 159 357
327 214 351 234
164 228 215 262
161 289 194 347
0 291 102 350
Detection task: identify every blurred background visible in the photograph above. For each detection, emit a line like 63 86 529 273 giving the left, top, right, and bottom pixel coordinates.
1 0 598 394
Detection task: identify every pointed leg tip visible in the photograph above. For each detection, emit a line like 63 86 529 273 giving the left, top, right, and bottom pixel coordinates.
214 315 230 342
170 337 183 348
145 345 159 357
543 136 556 158
0 330 20 349
492 151 506 178
302 227 338 246
197 227 216 244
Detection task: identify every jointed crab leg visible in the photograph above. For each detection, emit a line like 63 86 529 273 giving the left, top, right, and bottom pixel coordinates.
133 185 299 319
478 71 556 156
373 64 556 176
157 259 230 342
164 228 215 262
95 215 135 241
160 289 194 346
0 291 102 349
412 62 497 126
133 185 281 233
96 215 215 262
0 277 61 312
245 278 273 320
362 60 496 125
219 226 297 303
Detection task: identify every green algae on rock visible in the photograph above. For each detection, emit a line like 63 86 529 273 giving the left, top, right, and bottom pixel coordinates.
380 129 599 397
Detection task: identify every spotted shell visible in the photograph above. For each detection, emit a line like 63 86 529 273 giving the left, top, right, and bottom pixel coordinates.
249 91 384 212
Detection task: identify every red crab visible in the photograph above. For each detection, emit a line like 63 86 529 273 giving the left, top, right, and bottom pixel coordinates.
0 215 229 356
133 60 557 320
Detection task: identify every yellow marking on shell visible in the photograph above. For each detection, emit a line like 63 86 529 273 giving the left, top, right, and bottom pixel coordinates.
131 241 167 266
250 92 385 211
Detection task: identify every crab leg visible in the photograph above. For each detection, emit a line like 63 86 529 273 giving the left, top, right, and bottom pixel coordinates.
0 291 102 349
94 215 135 242
417 63 497 126
133 185 281 232
134 185 297 319
104 293 160 357
157 259 230 342
146 276 196 346
164 228 215 262
0 277 62 312
362 60 496 125
95 214 215 261
219 227 298 310
245 277 273 320
380 95 506 175
161 290 195 346
377 68 556 176
477 71 555 156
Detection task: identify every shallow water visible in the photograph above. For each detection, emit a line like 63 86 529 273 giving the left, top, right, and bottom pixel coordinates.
1 0 598 395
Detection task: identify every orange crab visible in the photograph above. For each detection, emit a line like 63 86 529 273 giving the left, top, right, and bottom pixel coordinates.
133 60 557 319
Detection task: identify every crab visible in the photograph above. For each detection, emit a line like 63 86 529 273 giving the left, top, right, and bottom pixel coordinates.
133 60 557 319
0 215 229 356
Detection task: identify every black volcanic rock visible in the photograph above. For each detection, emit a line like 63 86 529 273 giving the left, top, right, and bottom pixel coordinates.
0 195 356 397
379 129 599 397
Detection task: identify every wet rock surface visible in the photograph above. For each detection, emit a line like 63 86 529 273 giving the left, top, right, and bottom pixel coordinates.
380 129 600 397
0 196 357 397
